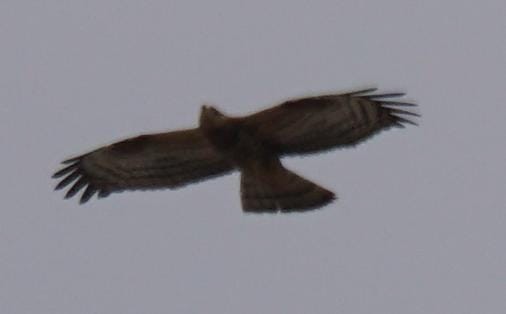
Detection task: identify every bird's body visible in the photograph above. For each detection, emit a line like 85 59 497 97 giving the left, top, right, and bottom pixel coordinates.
53 88 418 212
200 107 273 168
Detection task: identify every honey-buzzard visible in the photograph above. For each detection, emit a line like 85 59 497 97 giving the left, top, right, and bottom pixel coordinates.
53 88 418 212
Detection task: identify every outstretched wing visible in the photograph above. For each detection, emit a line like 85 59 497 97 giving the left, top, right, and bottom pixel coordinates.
53 128 234 204
243 88 419 155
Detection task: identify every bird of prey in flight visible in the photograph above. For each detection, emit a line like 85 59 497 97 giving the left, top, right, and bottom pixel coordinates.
53 88 418 213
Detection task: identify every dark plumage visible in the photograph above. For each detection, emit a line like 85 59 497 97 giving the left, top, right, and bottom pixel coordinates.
53 88 418 212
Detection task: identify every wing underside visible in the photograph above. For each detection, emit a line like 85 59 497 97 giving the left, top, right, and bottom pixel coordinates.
244 88 419 155
53 129 234 203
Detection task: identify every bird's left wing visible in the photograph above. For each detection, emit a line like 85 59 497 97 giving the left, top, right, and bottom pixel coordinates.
53 128 234 203
243 88 419 156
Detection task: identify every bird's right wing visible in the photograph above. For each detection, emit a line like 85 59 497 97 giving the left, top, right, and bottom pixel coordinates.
52 128 234 203
243 88 419 156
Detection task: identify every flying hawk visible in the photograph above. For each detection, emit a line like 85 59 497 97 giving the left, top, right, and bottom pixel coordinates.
53 88 418 212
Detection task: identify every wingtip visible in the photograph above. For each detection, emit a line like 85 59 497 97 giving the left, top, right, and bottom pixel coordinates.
62 156 81 164
52 162 79 178
97 189 111 199
388 108 421 117
64 177 87 199
360 91 421 127
393 115 418 126
381 101 417 107
79 195 91 205
54 171 81 190
346 87 378 96
78 185 98 204
363 92 407 99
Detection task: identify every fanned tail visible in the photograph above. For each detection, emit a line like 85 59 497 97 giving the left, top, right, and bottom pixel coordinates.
240 163 335 213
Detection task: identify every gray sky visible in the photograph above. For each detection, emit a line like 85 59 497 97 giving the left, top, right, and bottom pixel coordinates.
2 0 506 313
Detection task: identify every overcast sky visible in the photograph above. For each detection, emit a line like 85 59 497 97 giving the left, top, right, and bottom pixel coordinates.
2 1 506 313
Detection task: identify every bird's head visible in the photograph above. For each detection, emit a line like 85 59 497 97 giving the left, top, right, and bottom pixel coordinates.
199 104 227 129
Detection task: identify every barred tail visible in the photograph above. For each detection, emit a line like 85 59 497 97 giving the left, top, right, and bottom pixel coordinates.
240 164 335 213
